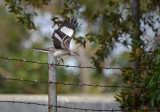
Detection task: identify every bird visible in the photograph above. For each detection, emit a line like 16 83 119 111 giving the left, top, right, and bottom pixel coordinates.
34 18 78 61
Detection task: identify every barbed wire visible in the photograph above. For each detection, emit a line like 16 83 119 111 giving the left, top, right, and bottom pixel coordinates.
0 100 158 112
0 75 131 88
1 75 160 89
0 100 120 111
0 56 48 65
0 56 160 70
0 56 160 111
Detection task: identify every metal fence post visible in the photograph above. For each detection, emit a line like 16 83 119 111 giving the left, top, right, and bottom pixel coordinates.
48 52 57 112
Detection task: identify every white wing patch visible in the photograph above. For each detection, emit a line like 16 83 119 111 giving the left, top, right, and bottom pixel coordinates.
60 26 74 37
61 35 66 48
55 33 62 42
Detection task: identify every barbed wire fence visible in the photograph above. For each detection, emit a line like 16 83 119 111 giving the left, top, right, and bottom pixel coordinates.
1 56 160 70
0 56 160 112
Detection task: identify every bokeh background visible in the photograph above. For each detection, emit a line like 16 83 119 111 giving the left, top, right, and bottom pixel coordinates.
0 0 128 94
0 0 160 97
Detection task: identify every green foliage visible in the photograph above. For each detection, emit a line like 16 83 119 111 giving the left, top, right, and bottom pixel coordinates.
1 0 160 110
0 0 119 95
61 0 128 71
52 0 160 110
4 0 50 29
116 50 160 111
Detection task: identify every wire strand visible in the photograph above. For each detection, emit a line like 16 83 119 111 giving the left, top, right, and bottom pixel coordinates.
0 56 160 70
0 76 131 88
1 75 160 89
0 100 120 111
0 100 158 111
0 56 160 111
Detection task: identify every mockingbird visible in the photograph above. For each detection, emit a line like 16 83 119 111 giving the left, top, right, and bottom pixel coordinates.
34 18 78 59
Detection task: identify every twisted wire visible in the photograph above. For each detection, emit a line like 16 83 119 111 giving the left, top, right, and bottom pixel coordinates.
0 56 160 70
0 100 158 111
1 76 160 89
0 100 120 111
0 76 131 88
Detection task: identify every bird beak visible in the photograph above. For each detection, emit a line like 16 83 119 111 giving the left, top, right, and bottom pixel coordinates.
73 52 79 56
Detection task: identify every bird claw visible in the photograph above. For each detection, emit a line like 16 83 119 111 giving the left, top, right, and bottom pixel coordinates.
48 57 64 69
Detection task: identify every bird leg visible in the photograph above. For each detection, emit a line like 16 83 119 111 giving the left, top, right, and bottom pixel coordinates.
48 57 59 68
48 57 64 70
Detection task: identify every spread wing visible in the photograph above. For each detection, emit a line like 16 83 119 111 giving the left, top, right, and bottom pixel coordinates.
52 18 78 50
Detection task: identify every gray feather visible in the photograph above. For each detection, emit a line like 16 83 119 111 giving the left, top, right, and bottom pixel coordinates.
34 48 50 53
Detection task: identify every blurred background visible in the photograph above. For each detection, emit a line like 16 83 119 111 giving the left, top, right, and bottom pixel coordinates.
0 0 125 94
0 0 159 96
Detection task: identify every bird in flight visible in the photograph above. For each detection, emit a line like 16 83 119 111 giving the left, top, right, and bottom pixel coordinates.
34 18 78 60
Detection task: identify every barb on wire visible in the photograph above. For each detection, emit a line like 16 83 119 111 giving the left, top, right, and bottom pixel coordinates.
0 56 48 65
0 76 131 88
0 100 48 106
1 76 160 89
0 100 158 112
0 100 120 111
1 56 160 70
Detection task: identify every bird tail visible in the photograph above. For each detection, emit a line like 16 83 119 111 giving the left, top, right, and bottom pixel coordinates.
34 48 50 53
